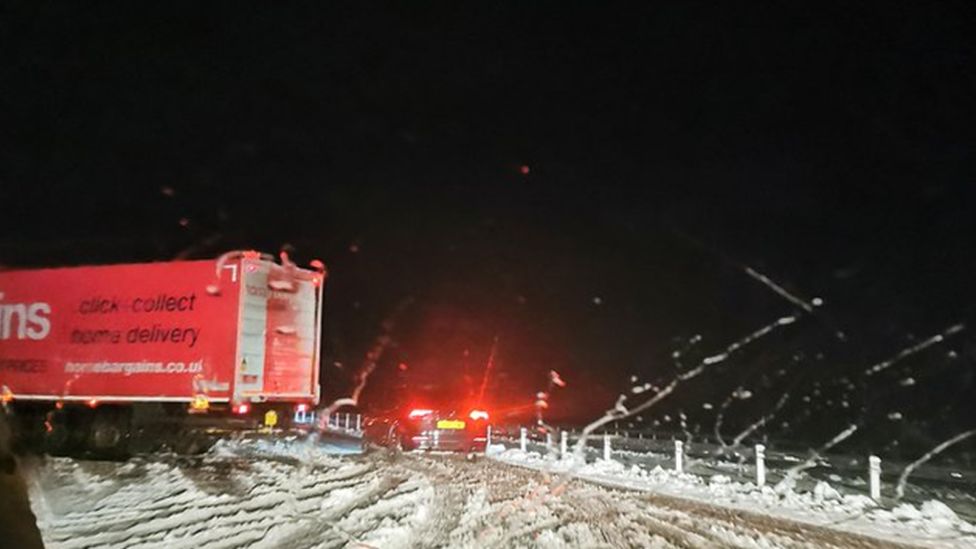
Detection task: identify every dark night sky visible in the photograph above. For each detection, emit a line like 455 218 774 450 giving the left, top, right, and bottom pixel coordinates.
2 2 974 454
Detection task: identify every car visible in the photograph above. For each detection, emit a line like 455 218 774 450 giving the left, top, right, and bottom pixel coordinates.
397 407 490 452
363 405 491 453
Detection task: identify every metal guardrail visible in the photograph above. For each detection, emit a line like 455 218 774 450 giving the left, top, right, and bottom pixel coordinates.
491 426 976 523
314 412 363 437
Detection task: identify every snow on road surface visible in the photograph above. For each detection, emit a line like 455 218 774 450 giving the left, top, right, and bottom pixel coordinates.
22 438 969 548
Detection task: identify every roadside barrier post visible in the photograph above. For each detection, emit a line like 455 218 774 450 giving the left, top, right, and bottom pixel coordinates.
674 440 684 473
356 414 361 432
344 413 350 431
869 455 882 501
520 427 527 452
755 444 766 487
560 430 568 458
546 432 553 451
603 433 611 461
486 425 492 448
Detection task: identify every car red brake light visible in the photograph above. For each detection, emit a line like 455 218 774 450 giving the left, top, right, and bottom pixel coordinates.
469 410 489 421
409 408 433 419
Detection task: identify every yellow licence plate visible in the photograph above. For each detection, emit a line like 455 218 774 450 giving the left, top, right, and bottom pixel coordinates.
436 419 466 430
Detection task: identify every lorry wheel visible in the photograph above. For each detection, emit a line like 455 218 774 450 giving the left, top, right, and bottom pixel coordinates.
89 408 130 458
7 407 45 454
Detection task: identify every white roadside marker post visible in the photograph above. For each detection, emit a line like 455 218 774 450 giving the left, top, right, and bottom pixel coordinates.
755 444 766 487
869 455 882 501
560 430 568 458
603 433 611 461
520 427 527 452
486 425 492 448
675 440 684 473
356 414 361 432
546 432 553 451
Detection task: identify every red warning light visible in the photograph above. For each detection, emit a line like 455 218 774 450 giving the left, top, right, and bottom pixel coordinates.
469 410 489 421
519 165 531 175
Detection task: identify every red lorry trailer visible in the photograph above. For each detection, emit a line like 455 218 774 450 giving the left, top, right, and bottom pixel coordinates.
0 251 325 455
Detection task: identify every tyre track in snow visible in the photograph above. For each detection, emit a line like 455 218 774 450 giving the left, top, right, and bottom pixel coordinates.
25 440 925 548
394 453 921 548
27 447 384 549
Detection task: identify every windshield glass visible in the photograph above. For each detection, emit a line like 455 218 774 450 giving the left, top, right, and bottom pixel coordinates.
2 3 973 547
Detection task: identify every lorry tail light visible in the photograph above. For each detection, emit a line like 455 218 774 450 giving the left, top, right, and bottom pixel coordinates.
296 403 308 413
87 398 99 408
469 410 489 421
409 409 433 419
235 403 250 415
1 386 13 404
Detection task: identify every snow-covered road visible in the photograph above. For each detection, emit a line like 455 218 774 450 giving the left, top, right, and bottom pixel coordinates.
23 438 932 549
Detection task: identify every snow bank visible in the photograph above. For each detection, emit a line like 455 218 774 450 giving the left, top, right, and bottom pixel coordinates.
492 448 976 548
